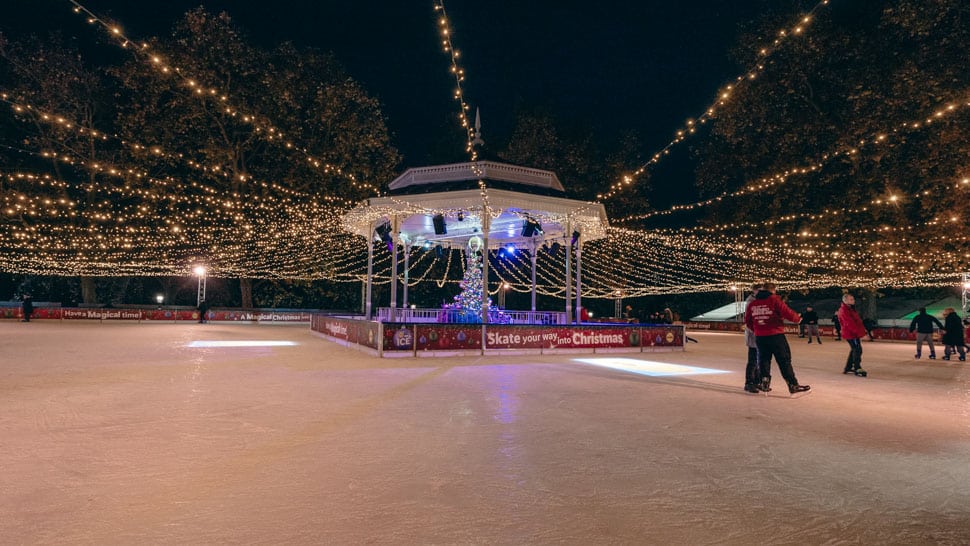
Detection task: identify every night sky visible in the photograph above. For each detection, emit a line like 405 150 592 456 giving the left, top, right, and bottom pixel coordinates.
6 0 765 173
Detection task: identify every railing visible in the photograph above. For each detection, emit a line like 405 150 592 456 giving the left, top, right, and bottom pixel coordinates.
377 307 568 325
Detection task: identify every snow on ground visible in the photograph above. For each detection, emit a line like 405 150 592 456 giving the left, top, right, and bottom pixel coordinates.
2 322 969 544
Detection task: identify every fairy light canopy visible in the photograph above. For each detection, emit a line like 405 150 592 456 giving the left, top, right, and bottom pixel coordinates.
341 160 609 249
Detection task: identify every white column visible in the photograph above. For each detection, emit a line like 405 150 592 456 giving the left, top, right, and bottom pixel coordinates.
389 216 399 322
365 234 374 320
575 236 583 323
530 240 538 314
565 222 572 323
402 242 410 309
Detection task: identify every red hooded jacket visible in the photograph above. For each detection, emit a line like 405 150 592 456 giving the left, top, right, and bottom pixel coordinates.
836 303 867 340
744 290 801 336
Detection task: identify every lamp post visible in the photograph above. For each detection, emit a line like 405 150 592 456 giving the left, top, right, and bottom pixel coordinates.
155 294 164 309
730 284 742 321
499 282 510 309
193 265 207 307
962 272 970 314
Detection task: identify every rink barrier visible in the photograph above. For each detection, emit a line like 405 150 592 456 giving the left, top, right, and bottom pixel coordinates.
1 305 311 323
684 321 931 342
310 315 686 357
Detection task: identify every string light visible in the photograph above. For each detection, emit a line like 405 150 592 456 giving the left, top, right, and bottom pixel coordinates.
615 95 970 223
433 0 477 160
600 0 834 201
64 0 382 197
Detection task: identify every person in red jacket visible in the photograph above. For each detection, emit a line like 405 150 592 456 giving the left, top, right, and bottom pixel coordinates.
836 293 868 376
743 282 811 394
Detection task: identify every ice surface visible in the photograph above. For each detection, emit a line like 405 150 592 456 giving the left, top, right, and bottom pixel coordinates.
2 322 969 544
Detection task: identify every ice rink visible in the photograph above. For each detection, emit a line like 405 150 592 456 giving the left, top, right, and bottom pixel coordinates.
3 321 969 544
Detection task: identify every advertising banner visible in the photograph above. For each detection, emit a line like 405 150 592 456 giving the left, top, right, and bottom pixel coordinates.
208 310 311 322
412 324 482 352
62 308 144 320
640 326 685 347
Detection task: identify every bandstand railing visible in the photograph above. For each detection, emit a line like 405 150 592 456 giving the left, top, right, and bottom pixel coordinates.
376 307 568 324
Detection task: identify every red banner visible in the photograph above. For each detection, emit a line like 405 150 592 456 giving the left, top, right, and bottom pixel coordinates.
412 324 482 352
62 308 144 320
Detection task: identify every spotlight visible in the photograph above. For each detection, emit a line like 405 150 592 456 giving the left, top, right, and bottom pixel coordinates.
423 240 433 250
374 222 393 252
374 221 391 242
571 230 580 246
505 244 516 255
432 214 447 235
521 219 542 237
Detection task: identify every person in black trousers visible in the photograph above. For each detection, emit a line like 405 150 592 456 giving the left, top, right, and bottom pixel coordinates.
909 307 943 359
21 294 34 322
802 305 821 344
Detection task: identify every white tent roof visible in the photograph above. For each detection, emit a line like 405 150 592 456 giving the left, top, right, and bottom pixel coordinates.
342 162 608 250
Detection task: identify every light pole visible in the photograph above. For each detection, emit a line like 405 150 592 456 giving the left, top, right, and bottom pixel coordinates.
155 294 164 309
498 282 510 309
962 272 970 314
730 284 742 321
193 265 207 307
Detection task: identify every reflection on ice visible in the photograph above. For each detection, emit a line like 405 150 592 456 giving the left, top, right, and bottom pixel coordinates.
574 357 731 377
187 340 298 347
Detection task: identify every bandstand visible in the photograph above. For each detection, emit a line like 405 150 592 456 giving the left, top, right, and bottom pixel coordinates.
341 160 608 324
313 160 686 357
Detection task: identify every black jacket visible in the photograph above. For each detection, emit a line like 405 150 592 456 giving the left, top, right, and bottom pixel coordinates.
800 310 818 325
909 312 943 334
942 313 965 345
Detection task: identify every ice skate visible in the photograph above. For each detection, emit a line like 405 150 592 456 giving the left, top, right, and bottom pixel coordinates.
942 355 950 361
788 384 811 397
758 377 772 394
914 354 921 359
928 354 936 360
853 369 867 377
743 384 760 394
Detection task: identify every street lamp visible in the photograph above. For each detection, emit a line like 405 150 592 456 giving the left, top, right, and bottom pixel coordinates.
193 265 207 306
155 294 164 308
730 284 742 321
499 282 510 308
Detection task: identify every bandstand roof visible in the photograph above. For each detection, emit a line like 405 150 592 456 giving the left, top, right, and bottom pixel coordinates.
342 161 608 250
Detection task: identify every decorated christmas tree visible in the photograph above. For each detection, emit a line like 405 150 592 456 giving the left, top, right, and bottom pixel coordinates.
454 249 486 320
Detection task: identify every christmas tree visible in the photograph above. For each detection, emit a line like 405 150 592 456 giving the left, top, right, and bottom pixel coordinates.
451 249 487 322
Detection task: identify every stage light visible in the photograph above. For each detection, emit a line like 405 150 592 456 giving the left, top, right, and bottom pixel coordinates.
423 240 433 250
432 214 447 235
521 219 542 237
374 222 393 252
374 221 391 242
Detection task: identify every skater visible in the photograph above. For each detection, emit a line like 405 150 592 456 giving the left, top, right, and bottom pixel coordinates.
743 282 810 394
21 294 33 322
940 308 966 361
964 318 970 354
832 311 842 341
863 317 877 342
837 293 868 376
743 283 762 393
197 299 210 324
908 307 943 359
802 305 821 344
